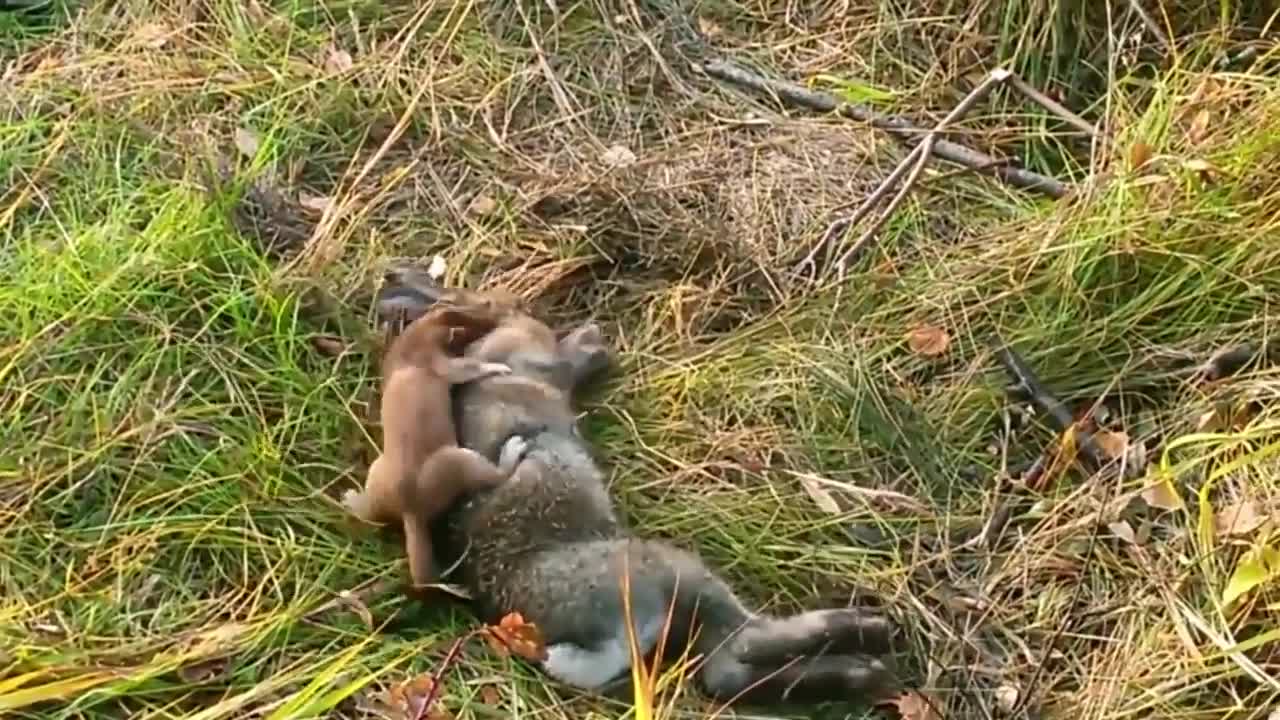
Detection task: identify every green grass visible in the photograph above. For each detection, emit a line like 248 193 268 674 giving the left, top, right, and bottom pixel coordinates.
3 1 1279 718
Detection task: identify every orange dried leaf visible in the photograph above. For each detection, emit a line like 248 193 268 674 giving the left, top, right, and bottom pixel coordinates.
310 335 349 357
883 690 943 720
484 612 547 662
387 673 441 719
906 325 950 357
1027 426 1078 492
1129 142 1154 172
1093 429 1129 460
1187 109 1211 144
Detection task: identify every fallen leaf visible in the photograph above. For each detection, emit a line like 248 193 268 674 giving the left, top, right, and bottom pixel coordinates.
484 612 547 662
994 683 1019 714
1108 520 1137 545
882 690 942 720
234 127 260 158
177 657 228 684
427 254 448 281
479 685 501 706
466 193 498 217
905 325 950 357
1187 109 1211 144
1129 141 1154 172
1222 545 1280 606
324 44 353 73
1093 429 1129 460
298 193 331 214
387 673 446 720
310 335 349 357
1215 500 1268 538
798 475 841 514
1140 477 1183 511
600 144 637 168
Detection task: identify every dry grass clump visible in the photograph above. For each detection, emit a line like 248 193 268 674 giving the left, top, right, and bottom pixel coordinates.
2 1 1278 719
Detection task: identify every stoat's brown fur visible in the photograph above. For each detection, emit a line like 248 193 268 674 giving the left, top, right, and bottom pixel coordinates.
343 304 522 587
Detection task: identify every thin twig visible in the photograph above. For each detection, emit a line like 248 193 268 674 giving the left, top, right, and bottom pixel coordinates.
303 578 397 621
415 633 469 720
828 135 936 277
702 59 1069 199
828 69 1012 277
794 146 924 281
1006 74 1101 138
1125 0 1172 52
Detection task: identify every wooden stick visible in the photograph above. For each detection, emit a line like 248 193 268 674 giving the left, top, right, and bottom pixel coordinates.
1125 0 1172 52
829 69 1012 278
993 343 1108 470
1006 74 1101 138
794 144 923 281
702 59 1069 199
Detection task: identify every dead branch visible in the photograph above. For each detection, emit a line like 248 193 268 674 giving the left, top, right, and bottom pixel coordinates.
827 69 1013 278
1006 74 1101 138
1126 0 1172 52
702 59 1070 199
794 146 924 282
993 344 1108 470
